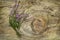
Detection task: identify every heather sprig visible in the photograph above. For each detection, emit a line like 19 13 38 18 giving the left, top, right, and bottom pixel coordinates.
9 0 21 37
9 0 29 37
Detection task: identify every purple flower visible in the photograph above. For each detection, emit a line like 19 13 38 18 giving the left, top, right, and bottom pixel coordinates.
16 13 20 18
15 13 29 21
9 0 20 16
15 13 21 21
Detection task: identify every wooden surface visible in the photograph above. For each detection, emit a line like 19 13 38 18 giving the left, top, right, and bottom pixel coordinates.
0 0 60 40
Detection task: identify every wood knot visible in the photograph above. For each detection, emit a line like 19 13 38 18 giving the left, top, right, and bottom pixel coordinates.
31 17 47 34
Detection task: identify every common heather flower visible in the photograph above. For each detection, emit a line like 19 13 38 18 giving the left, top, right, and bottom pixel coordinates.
15 13 29 21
